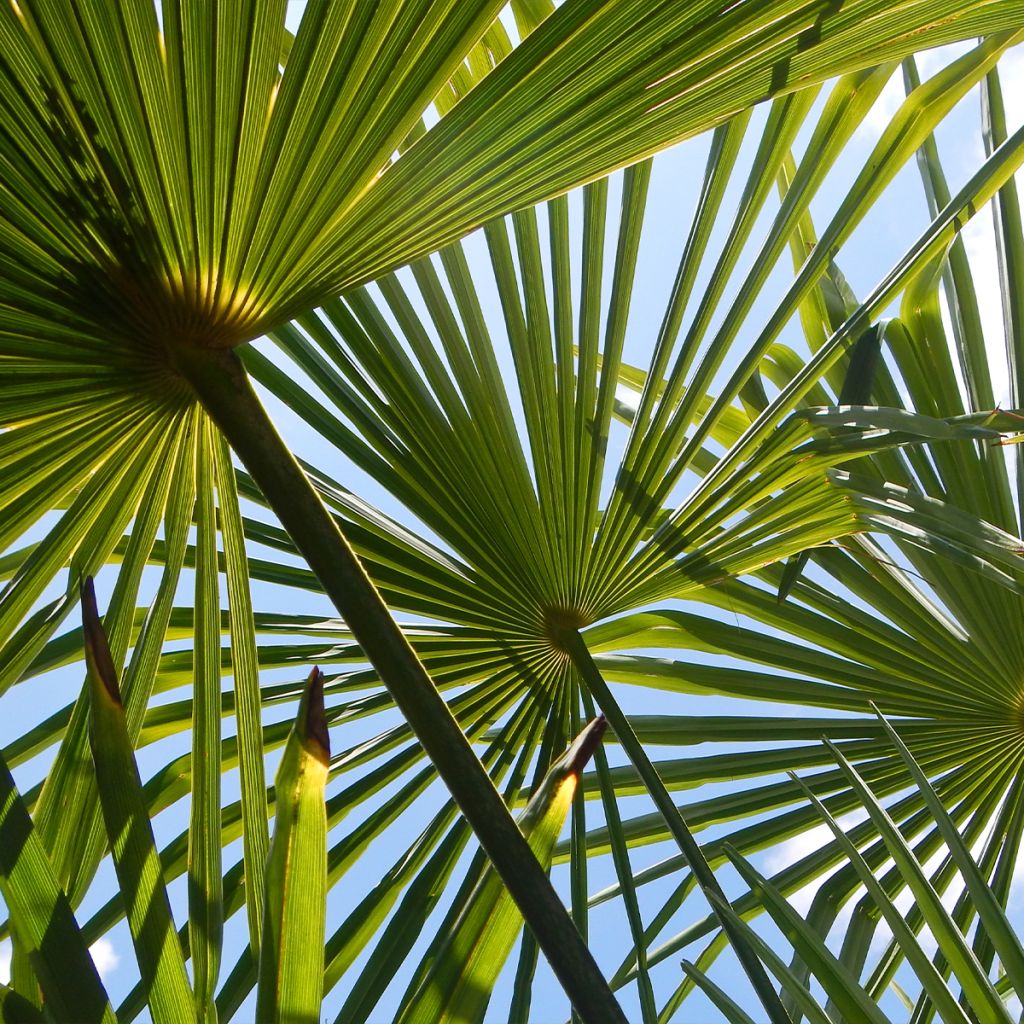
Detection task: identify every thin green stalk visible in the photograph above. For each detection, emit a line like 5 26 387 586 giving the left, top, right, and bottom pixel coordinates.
561 628 791 1024
174 344 625 1024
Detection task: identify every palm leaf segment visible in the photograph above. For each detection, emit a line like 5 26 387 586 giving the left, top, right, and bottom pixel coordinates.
4 0 1024 1019
685 715 1024 1023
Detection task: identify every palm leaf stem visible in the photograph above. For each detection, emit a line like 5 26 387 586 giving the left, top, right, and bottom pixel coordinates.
561 627 791 1024
173 343 625 1024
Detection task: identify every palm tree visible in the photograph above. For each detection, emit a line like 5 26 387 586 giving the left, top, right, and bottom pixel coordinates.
3 1 1024 1020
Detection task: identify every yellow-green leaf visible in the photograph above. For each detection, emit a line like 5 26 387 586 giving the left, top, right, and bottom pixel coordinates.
398 716 607 1024
256 666 330 1024
83 577 193 1024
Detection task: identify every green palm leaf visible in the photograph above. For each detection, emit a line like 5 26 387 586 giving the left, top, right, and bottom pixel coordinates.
256 667 330 1024
0 746 115 1021
680 725 1024 1022
83 577 192 1024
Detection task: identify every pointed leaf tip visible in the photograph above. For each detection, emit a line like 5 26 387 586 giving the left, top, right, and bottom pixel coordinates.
80 576 121 704
564 715 607 776
776 551 810 603
838 325 882 405
302 666 330 762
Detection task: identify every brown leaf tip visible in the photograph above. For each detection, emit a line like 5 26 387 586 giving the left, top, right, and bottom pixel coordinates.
564 715 607 776
302 666 330 763
81 576 122 704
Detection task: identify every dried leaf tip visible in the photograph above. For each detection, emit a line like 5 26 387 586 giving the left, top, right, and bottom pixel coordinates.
80 576 122 704
563 715 607 777
300 666 330 764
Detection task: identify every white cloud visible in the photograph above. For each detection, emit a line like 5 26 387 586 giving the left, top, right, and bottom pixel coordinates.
950 215 1009 405
765 813 867 875
955 47 1024 413
991 45 1024 129
855 41 976 142
855 72 904 142
0 937 119 985
916 41 975 78
89 937 120 979
856 42 1024 161
764 814 969 952
764 812 868 916
760 796 1024 976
